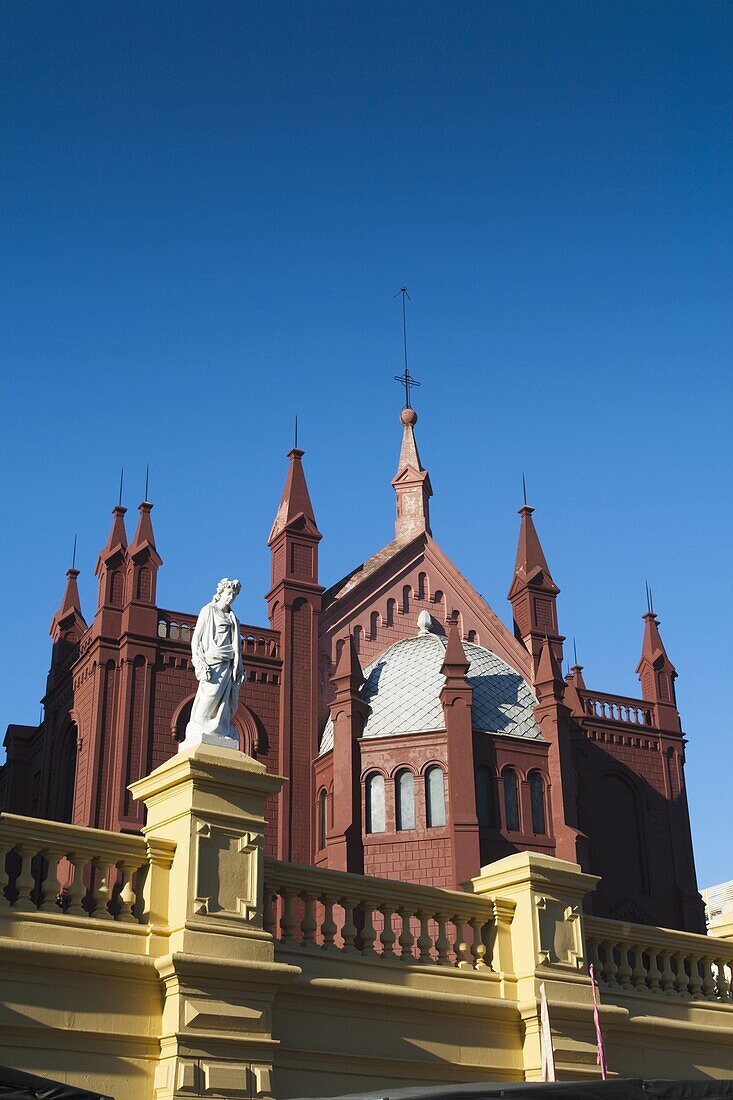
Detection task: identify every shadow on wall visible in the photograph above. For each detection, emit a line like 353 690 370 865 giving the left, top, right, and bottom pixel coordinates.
577 738 705 933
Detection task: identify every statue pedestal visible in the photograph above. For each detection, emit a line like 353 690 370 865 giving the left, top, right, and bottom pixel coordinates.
130 743 296 1100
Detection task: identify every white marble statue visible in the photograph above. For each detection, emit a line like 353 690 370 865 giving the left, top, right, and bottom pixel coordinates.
179 578 244 752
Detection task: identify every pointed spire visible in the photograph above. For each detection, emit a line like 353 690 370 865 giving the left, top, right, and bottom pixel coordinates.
50 550 87 646
441 614 470 681
130 501 157 553
535 635 566 701
269 446 321 544
509 505 556 594
332 633 365 695
636 603 680 731
392 408 432 541
103 505 128 554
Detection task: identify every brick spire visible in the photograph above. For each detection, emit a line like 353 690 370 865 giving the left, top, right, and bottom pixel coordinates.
636 608 680 732
507 501 562 674
535 635 566 703
269 447 321 543
267 444 323 864
95 505 129 611
439 615 480 885
328 633 368 872
128 500 162 608
392 408 432 541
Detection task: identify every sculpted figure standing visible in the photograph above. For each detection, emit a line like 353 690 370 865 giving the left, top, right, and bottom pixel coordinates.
179 578 244 752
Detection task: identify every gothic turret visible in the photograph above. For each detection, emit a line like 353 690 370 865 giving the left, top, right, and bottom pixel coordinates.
127 500 162 608
327 633 368 872
49 563 87 678
392 408 432 541
439 613 480 884
507 502 562 673
267 445 324 863
95 505 129 612
636 607 680 732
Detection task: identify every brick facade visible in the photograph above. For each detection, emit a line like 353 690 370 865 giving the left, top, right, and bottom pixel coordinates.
0 408 706 932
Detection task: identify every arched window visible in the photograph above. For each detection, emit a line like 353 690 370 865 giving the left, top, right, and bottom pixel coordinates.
402 585 411 614
433 590 444 608
353 625 363 653
395 769 415 831
502 769 520 832
425 766 446 828
467 629 478 644
365 773 386 834
318 789 328 850
386 599 396 627
417 572 428 600
136 567 152 602
475 766 495 827
369 611 380 640
529 772 546 835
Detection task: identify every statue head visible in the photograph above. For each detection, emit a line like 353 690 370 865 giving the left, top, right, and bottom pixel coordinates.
213 577 241 611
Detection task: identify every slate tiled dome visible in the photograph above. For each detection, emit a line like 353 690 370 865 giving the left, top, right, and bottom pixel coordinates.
319 622 541 754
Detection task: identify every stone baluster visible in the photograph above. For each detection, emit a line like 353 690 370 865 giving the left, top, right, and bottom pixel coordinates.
38 849 64 912
601 941 618 986
116 861 139 923
687 954 703 999
300 892 317 950
453 915 471 970
714 957 730 1001
397 907 415 962
320 895 338 951
673 951 690 997
435 913 451 966
700 956 717 1000
646 946 662 994
340 898 358 954
91 861 114 920
469 916 488 970
659 949 676 995
64 852 89 915
416 911 433 963
630 944 647 991
378 905 397 959
279 887 297 945
359 901 377 957
617 943 633 990
12 845 39 912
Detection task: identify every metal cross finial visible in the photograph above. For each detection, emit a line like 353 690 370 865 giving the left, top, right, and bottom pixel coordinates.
522 473 528 507
144 464 150 503
118 468 124 508
393 286 421 408
71 534 77 571
294 415 298 449
573 636 578 665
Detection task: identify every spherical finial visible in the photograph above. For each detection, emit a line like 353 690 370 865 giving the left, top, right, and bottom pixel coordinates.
400 407 418 427
417 610 433 635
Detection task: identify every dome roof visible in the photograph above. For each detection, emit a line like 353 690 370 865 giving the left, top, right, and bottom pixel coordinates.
319 621 541 755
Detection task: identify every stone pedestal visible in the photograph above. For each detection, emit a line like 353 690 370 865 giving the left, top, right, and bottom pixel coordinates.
130 744 297 1100
469 851 603 1082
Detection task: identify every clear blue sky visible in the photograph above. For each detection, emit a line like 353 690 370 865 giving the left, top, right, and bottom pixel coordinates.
2 2 731 887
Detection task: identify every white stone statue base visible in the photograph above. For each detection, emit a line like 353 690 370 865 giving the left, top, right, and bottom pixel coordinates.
178 729 240 754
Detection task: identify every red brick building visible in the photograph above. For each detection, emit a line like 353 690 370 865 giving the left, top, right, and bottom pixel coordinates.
0 405 705 932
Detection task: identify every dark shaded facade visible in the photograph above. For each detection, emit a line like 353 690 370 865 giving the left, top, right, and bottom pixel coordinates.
0 407 705 931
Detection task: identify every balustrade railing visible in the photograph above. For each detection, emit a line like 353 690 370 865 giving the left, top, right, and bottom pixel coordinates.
264 858 510 973
0 813 149 924
585 915 733 1003
578 691 653 728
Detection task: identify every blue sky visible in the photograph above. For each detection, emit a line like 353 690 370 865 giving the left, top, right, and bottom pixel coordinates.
2 1 731 887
